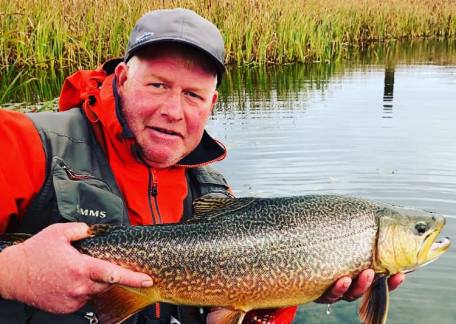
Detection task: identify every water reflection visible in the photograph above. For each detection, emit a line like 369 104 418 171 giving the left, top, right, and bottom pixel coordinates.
383 65 395 118
214 40 456 122
2 39 456 106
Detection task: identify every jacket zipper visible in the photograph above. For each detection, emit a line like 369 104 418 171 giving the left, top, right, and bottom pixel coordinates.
147 167 162 225
146 167 162 320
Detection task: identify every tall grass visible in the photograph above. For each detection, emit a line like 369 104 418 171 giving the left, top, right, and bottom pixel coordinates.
1 0 456 104
1 0 456 69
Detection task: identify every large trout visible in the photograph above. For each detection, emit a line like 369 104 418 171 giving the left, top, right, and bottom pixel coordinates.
2 195 451 324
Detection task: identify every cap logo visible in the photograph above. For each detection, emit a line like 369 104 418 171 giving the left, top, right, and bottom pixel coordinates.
135 32 155 44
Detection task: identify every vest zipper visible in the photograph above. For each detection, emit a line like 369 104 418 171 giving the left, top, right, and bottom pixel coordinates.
147 167 162 225
61 164 94 180
60 162 113 191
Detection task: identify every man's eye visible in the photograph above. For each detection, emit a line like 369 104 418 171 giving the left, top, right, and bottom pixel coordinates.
150 83 164 89
185 91 201 99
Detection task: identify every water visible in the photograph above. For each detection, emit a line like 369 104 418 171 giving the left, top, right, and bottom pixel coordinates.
3 39 456 323
207 40 456 323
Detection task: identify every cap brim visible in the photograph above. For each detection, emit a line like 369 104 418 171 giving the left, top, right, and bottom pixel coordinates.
124 38 225 83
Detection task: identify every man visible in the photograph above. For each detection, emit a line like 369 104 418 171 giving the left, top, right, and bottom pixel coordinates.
0 8 404 324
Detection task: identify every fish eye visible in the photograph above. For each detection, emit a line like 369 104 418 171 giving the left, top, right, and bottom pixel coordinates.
415 222 428 235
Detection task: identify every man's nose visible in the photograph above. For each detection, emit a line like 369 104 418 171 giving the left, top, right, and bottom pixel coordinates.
161 90 184 121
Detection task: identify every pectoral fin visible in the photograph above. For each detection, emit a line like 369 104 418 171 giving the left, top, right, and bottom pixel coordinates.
91 285 158 324
207 308 246 324
358 276 389 324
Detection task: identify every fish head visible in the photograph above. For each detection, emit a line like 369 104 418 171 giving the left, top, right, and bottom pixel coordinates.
374 205 450 274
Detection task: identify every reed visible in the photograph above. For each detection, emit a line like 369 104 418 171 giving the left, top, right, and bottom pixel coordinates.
1 0 456 104
2 0 456 68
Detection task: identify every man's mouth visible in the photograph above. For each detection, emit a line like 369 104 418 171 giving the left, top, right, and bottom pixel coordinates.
148 127 182 138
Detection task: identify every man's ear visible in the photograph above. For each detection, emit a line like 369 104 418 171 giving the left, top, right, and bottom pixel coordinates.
115 62 129 94
210 90 218 112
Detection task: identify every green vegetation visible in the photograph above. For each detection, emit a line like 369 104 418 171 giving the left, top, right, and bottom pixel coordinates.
5 39 456 111
1 0 456 104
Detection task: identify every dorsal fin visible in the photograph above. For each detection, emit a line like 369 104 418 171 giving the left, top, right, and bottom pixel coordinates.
87 224 123 237
192 197 258 220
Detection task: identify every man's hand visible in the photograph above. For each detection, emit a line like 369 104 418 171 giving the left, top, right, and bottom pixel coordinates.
0 222 153 313
315 269 405 304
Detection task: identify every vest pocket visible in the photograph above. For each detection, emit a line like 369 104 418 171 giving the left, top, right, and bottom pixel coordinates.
190 166 234 198
51 157 126 225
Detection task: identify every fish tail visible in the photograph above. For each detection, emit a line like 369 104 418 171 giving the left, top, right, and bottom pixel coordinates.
91 285 159 323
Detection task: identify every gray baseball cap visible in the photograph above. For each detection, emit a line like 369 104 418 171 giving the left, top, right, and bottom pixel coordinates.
125 8 225 85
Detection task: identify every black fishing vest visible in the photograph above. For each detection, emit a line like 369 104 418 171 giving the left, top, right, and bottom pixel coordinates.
0 108 231 324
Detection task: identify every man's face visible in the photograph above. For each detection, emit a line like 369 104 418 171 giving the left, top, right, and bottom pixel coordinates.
116 47 218 168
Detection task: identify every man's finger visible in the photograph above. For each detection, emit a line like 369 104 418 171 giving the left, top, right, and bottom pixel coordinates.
87 257 153 288
58 223 91 241
388 272 405 291
315 277 352 304
342 269 374 301
88 281 112 295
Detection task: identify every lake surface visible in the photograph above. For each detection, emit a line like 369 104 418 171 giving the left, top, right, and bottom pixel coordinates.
208 40 456 324
3 39 455 324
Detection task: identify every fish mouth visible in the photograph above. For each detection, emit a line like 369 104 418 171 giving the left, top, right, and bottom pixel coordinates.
417 216 451 267
426 236 451 262
404 233 450 274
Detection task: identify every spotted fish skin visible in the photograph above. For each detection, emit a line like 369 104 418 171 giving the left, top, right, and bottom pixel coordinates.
75 195 379 310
